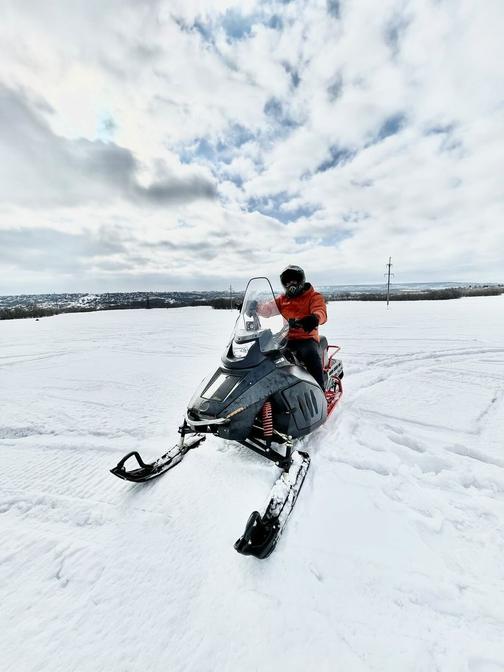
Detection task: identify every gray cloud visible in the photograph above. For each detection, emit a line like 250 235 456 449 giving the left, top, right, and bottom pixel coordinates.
140 231 250 257
0 220 256 286
0 227 127 272
385 11 412 58
133 177 217 204
327 74 343 102
0 86 216 207
327 0 341 20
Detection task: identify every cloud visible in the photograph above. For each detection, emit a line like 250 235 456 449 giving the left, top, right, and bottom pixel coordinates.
326 0 341 20
133 177 216 204
384 7 412 58
0 227 128 273
246 193 320 224
0 86 216 207
0 0 503 292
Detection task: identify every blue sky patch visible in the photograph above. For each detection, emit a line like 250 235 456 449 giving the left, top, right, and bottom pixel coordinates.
247 193 319 224
192 19 214 44
316 145 355 173
375 113 407 142
295 229 352 246
320 230 353 246
227 123 256 147
264 97 300 131
221 10 256 40
178 124 257 169
283 62 300 88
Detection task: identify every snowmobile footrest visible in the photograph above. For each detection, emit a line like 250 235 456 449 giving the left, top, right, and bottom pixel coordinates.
234 450 310 559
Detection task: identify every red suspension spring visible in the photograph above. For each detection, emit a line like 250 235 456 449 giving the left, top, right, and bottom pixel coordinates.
261 401 273 437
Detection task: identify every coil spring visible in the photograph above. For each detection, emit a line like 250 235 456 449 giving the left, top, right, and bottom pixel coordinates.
261 401 273 437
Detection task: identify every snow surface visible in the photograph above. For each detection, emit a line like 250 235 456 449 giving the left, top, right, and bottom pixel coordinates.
1 297 504 672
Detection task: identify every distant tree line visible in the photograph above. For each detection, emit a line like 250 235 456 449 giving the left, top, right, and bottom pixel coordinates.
210 298 243 310
1 286 502 320
0 306 95 320
325 286 504 302
0 298 236 320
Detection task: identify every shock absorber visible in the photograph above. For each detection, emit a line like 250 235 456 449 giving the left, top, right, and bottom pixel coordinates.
261 401 273 437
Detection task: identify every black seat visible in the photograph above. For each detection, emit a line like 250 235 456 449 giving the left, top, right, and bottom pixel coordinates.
318 336 328 368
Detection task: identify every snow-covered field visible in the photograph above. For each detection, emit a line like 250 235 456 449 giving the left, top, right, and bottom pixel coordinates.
2 297 504 672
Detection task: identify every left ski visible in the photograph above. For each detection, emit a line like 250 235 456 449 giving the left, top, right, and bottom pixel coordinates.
110 433 205 482
234 450 310 559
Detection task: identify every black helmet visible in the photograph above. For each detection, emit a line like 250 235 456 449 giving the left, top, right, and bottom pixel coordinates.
280 265 306 297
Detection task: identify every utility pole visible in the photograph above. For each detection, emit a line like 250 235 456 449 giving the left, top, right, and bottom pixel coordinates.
385 257 394 307
229 284 233 309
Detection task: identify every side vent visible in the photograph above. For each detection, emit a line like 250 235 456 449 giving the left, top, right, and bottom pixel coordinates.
305 392 314 416
298 392 318 421
298 395 308 421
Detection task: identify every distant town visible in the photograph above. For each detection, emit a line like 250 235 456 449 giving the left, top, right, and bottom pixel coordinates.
0 282 503 320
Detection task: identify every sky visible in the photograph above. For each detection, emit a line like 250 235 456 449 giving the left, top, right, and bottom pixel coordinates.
0 0 503 294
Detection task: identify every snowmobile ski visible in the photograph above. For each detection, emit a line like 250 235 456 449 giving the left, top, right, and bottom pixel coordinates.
110 433 205 483
234 450 310 559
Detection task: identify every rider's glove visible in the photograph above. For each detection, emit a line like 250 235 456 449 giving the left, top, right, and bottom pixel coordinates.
245 300 258 317
297 314 319 332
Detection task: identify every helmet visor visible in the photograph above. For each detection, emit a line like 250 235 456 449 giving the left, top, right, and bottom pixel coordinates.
280 268 304 286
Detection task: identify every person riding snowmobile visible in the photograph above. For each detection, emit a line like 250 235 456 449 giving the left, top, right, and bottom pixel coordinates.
247 265 327 389
112 274 343 558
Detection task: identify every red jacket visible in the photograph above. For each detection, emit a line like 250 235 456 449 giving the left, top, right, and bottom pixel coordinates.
259 284 327 342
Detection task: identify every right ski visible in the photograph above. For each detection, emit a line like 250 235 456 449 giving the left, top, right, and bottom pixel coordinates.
234 450 310 559
110 433 205 483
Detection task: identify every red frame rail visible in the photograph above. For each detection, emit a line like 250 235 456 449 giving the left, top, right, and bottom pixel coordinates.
324 344 343 416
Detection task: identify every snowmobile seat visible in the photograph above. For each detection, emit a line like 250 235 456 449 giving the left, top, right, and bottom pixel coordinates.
318 336 329 368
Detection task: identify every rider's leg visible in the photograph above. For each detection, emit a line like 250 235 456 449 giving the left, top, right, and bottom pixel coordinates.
287 339 325 389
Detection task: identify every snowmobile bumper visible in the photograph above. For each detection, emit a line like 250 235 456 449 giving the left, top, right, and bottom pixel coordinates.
185 414 230 428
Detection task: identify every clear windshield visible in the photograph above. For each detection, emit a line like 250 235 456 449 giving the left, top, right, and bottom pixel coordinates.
232 277 288 355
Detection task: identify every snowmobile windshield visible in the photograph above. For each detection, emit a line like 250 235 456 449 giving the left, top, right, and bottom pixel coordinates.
232 278 288 356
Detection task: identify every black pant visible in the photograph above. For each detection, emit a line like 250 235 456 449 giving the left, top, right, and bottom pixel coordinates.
287 339 325 389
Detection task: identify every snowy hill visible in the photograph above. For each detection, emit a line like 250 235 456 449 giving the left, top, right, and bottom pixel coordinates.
1 297 504 671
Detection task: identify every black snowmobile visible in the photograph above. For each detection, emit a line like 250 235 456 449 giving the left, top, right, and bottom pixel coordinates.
110 277 343 558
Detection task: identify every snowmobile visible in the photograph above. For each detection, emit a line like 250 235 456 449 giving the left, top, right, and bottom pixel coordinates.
110 277 343 558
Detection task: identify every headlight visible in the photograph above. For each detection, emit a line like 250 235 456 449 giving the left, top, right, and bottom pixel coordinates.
232 339 254 359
